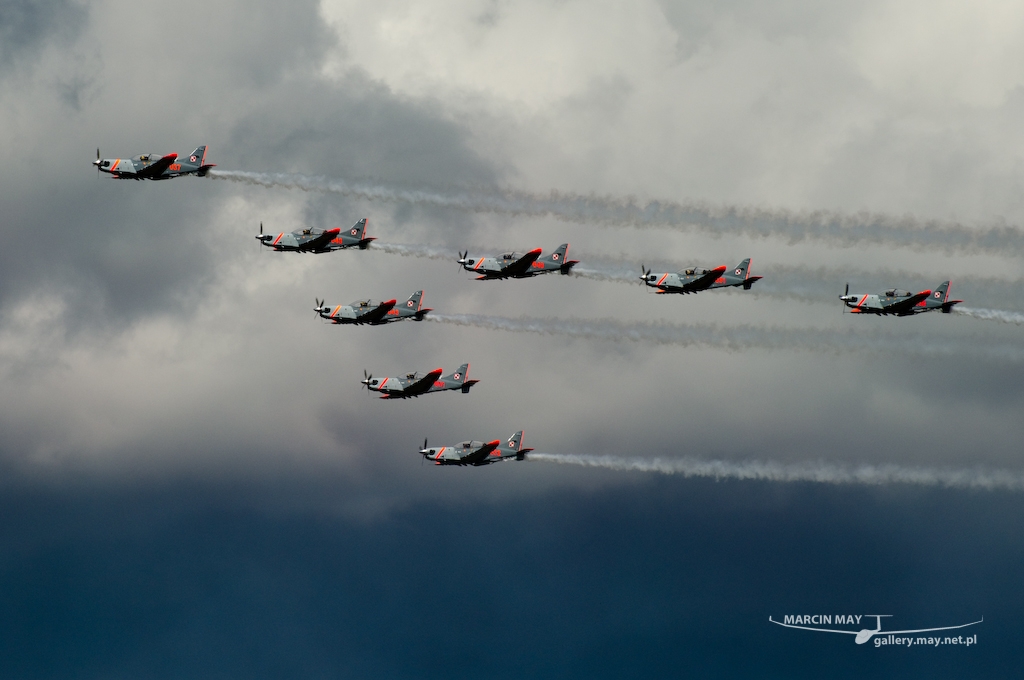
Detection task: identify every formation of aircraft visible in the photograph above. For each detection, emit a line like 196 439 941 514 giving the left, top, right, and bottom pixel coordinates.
92 144 977 469
639 258 761 294
457 244 579 279
418 431 532 466
93 145 215 179
256 218 375 252
314 290 431 325
360 363 478 399
839 281 962 316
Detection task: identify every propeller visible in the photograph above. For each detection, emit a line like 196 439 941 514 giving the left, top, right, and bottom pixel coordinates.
361 369 374 390
457 250 469 270
840 283 849 314
639 265 652 287
314 297 326 318
93 148 101 173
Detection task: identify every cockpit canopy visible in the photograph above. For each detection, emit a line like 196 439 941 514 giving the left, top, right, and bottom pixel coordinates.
884 288 911 297
133 153 159 162
458 440 485 449
501 252 516 261
350 299 374 307
683 267 710 276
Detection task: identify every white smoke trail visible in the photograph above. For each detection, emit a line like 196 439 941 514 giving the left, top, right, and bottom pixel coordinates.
424 312 1024 361
528 453 1024 491
954 306 1024 325
372 242 453 261
209 169 1024 256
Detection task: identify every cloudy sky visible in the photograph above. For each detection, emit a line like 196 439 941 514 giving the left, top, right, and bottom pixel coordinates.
1 1 1023 676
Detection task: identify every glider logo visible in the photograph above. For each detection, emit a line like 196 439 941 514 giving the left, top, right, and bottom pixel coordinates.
769 614 982 647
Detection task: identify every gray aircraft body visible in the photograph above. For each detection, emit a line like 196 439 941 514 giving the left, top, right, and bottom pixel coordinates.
257 218 375 252
92 145 215 179
839 281 962 315
457 244 578 279
361 363 478 399
315 290 431 325
418 431 532 466
640 258 761 293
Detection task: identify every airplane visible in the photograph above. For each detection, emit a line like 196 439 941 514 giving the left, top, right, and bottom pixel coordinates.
417 431 533 466
361 363 479 399
457 244 579 279
92 145 215 179
256 218 375 252
769 614 983 645
839 281 962 315
314 290 431 325
639 258 761 293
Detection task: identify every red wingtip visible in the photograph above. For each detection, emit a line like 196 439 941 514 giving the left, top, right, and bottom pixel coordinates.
383 299 397 306
325 228 341 236
163 153 177 160
488 439 501 447
528 248 543 255
712 265 727 274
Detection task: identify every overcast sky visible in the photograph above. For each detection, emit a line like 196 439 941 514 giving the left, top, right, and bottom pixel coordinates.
1 1 1023 676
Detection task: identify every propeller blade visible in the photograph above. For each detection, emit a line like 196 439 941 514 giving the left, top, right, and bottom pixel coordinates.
96 148 100 160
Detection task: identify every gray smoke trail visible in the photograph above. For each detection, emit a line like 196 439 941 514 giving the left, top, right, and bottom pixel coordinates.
528 453 1024 491
209 170 1024 256
954 307 1024 325
424 312 1024 361
373 242 453 261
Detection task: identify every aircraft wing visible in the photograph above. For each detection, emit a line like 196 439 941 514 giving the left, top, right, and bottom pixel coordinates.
136 153 178 179
502 248 543 277
688 265 728 290
462 440 501 465
388 368 443 398
305 228 341 251
357 299 397 323
884 289 931 314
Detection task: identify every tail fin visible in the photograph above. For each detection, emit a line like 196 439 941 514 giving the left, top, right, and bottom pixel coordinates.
352 218 375 249
443 363 479 393
506 431 525 451
443 363 470 382
549 243 579 275
930 281 962 313
506 430 533 460
350 218 367 239
188 146 207 165
734 258 762 290
405 290 432 319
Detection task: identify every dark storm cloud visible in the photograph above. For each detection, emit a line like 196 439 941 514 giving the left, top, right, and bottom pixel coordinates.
0 0 85 73
0 475 1020 678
